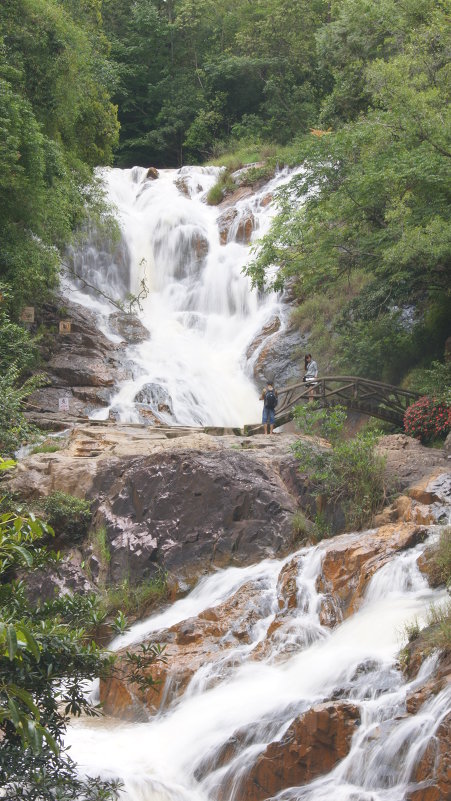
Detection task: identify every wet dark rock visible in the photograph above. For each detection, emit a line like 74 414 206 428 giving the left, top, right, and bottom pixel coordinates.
109 312 150 343
26 299 125 424
23 550 95 604
252 323 309 387
91 448 299 585
146 167 159 179
134 383 174 416
175 176 191 197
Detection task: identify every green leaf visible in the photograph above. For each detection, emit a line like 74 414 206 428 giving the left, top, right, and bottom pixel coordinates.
6 623 18 660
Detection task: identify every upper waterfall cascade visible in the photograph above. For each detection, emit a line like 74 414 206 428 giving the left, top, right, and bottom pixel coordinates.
65 165 297 427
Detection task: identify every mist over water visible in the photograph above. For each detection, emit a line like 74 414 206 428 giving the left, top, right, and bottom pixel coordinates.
65 165 298 427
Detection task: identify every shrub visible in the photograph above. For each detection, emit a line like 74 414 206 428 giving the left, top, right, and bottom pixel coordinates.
291 509 313 545
41 491 92 541
432 527 451 589
101 573 168 618
0 369 43 456
406 360 451 405
293 403 386 531
404 396 450 443
206 181 224 205
425 600 451 651
90 525 110 567
31 441 61 455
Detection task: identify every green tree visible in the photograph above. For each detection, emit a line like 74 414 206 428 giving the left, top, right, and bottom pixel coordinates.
0 464 118 798
247 0 451 382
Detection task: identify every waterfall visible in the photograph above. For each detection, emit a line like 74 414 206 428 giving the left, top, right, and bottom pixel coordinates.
66 525 450 801
64 165 298 427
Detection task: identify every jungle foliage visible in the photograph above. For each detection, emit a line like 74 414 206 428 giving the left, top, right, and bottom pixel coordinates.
293 404 387 531
245 0 450 385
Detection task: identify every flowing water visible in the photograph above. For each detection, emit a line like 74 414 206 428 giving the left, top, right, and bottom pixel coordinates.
64 165 298 427
66 524 451 801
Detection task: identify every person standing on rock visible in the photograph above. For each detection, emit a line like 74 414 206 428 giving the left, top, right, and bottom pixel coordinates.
260 380 278 434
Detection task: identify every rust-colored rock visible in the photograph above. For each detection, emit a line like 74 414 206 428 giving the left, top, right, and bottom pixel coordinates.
374 495 436 527
276 557 299 610
239 702 360 801
99 675 149 722
407 712 451 801
260 193 272 207
235 210 255 244
317 523 428 623
417 546 444 588
217 208 238 245
100 580 266 719
192 231 209 261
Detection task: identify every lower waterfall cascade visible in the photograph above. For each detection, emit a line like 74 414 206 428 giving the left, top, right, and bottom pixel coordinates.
66 508 451 801
64 165 301 428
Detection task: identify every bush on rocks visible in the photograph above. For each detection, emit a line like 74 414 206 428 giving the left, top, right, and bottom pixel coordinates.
42 491 92 541
404 396 450 444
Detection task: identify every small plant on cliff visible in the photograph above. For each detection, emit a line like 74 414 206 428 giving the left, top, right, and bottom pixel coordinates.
31 441 61 455
41 491 92 541
101 572 169 619
293 404 386 531
432 527 451 591
425 600 451 652
404 396 450 444
90 525 111 567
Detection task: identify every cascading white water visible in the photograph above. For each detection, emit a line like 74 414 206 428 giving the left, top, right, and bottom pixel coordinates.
66 523 451 801
64 165 299 427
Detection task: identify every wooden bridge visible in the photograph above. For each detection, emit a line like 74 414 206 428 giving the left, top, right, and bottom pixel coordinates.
244 376 421 434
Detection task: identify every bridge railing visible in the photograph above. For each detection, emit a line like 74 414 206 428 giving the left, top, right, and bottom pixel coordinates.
244 376 421 434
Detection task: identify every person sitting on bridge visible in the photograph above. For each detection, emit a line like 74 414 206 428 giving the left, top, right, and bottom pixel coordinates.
260 380 278 434
303 354 318 399
303 354 318 381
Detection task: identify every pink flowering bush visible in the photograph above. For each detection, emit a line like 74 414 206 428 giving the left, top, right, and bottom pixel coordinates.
404 396 450 443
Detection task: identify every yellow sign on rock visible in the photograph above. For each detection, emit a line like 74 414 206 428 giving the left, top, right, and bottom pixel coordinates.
59 320 71 334
21 307 35 323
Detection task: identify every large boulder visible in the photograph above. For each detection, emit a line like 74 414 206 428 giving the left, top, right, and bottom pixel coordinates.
93 446 299 584
108 312 150 344
134 383 174 416
217 208 238 245
25 300 129 425
251 323 308 387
